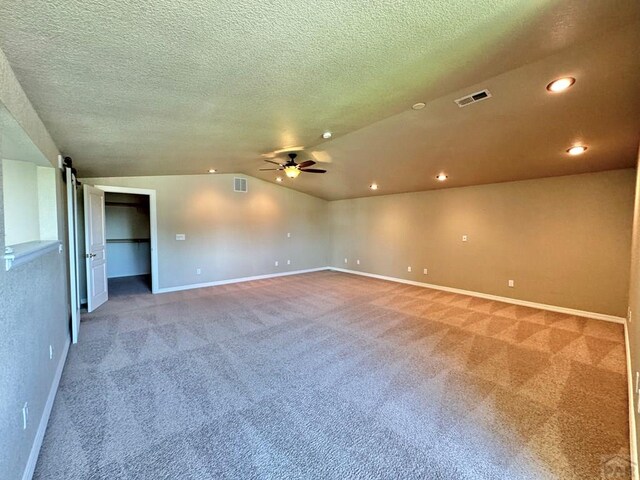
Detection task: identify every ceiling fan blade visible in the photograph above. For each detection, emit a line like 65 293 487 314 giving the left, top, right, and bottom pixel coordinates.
300 168 327 173
259 168 282 171
297 160 316 169
263 159 283 166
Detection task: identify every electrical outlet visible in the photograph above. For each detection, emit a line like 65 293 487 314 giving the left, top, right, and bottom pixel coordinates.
22 403 28 430
49 345 53 360
508 280 515 288
356 259 360 265
344 258 348 264
175 234 186 241
274 261 279 267
287 232 291 238
196 268 202 275
407 266 412 273
287 260 291 265
462 235 468 242
423 268 428 275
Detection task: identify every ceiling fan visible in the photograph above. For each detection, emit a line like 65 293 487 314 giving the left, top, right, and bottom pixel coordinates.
259 152 327 179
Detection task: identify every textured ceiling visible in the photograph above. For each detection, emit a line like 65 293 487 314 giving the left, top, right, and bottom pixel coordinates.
0 104 48 166
0 0 639 199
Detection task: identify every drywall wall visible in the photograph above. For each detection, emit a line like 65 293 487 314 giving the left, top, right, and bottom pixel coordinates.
329 169 634 317
626 145 640 469
1 159 58 246
0 48 69 480
2 158 39 245
81 174 329 292
105 193 150 278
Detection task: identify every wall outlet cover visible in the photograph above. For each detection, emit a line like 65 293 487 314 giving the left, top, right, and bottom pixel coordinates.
423 268 428 275
175 234 186 241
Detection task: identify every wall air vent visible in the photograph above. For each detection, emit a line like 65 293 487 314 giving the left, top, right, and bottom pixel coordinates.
234 177 248 193
454 89 492 108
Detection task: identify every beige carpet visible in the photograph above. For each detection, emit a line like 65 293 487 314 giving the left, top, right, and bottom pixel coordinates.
35 271 630 479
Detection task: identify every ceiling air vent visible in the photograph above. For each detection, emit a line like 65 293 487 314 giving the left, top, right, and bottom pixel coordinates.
234 177 248 193
454 89 492 108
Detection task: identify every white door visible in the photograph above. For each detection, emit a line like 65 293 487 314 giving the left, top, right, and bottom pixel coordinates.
66 168 81 342
84 185 108 312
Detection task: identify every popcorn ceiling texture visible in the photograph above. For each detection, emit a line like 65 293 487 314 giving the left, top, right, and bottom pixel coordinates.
0 0 638 199
0 48 58 164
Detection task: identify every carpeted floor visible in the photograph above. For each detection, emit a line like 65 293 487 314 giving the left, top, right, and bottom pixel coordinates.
35 271 630 479
108 275 152 297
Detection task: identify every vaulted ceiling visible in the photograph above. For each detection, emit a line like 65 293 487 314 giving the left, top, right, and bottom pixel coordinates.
0 0 639 199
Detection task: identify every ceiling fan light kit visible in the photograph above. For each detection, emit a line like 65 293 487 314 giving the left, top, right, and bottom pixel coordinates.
260 152 327 179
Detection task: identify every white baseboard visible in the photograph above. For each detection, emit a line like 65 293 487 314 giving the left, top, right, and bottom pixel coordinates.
625 323 639 480
22 335 70 480
330 267 626 324
155 267 331 294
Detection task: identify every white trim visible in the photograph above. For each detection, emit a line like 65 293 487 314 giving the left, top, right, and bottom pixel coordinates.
330 268 626 324
156 267 329 294
22 335 70 480
626 322 639 480
95 185 159 294
67 168 80 343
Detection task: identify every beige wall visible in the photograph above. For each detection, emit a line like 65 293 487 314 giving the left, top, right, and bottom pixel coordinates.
330 169 635 317
2 158 39 245
627 147 640 465
82 174 329 291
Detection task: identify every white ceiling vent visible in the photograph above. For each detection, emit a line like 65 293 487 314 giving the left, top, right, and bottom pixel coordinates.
234 177 248 193
454 89 492 108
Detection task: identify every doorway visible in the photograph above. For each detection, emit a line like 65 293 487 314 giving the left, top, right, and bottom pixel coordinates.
105 192 152 295
79 184 159 313
95 185 159 296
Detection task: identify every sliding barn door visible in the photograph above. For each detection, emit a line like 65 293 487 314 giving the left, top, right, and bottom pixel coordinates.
83 185 108 312
66 167 81 342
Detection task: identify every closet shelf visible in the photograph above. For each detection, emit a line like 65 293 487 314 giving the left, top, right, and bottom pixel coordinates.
106 238 150 243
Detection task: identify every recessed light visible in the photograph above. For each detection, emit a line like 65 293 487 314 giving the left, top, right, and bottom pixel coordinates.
436 173 448 181
412 102 426 110
322 131 332 139
208 169 217 173
276 177 283 183
567 145 587 156
546 77 575 93
369 183 378 190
